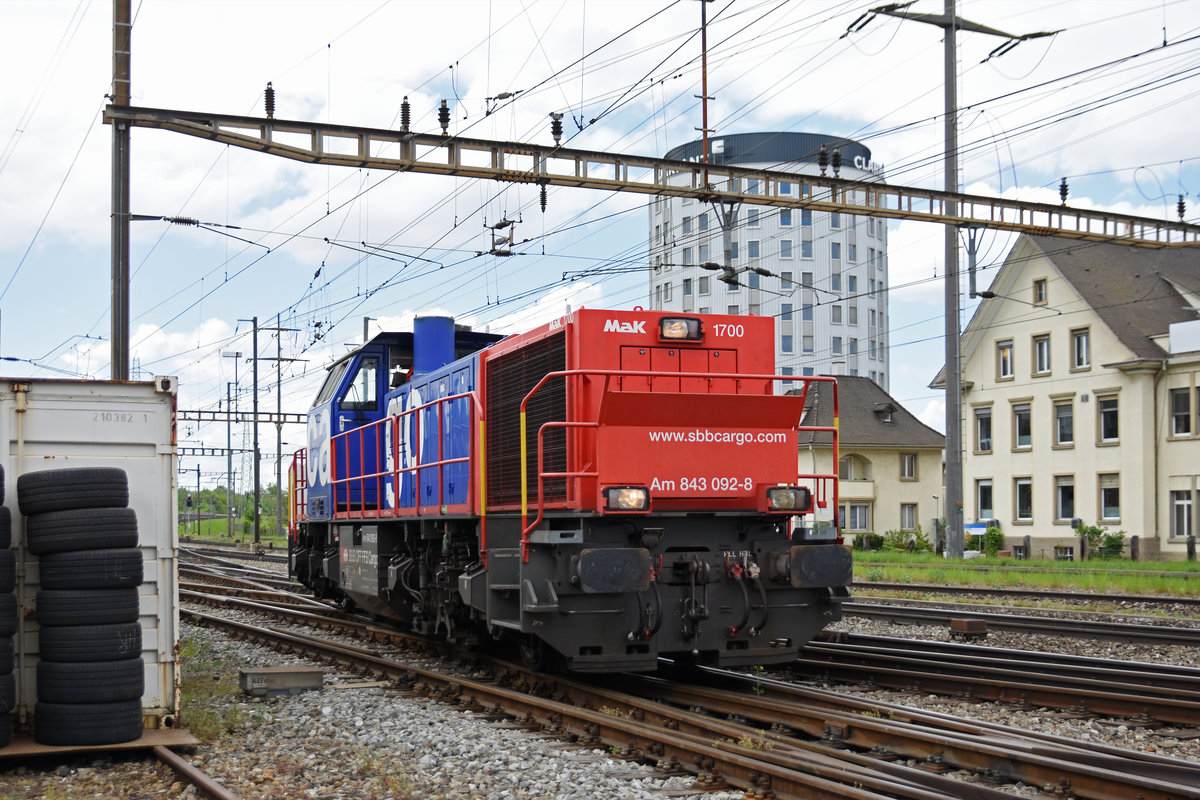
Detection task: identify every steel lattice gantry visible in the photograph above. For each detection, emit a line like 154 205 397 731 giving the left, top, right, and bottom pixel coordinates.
104 105 1200 248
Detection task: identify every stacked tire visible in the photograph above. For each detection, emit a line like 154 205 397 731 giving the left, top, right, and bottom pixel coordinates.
0 466 15 748
19 467 144 747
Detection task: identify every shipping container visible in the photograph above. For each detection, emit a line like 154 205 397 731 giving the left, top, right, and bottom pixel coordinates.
0 377 186 751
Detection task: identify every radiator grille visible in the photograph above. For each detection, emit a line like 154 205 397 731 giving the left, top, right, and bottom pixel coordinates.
486 333 567 507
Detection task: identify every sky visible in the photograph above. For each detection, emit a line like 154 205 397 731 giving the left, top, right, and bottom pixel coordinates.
2 0 1199 493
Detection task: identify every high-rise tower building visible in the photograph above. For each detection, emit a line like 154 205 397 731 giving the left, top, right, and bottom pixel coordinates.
648 132 889 389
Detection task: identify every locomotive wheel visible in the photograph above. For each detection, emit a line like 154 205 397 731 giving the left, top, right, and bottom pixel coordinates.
517 636 563 673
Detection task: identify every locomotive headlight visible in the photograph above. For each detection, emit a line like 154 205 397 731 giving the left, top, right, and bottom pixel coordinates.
767 486 812 513
659 317 703 340
604 486 650 511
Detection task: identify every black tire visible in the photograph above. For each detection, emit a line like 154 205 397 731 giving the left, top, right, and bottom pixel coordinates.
26 507 139 555
0 712 10 749
0 506 10 549
0 463 5 506
38 548 143 590
37 659 144 704
0 595 15 637
0 550 12 594
35 699 143 746
38 623 141 662
0 672 13 713
17 467 128 516
0 636 11 673
37 588 139 626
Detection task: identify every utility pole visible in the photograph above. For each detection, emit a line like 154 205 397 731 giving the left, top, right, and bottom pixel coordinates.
242 317 300 545
274 313 302 541
857 1 1057 559
222 350 242 538
110 0 131 380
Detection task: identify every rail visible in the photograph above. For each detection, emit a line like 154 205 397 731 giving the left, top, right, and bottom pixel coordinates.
518 371 839 561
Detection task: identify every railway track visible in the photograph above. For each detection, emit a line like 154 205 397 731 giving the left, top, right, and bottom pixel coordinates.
177 553 1200 800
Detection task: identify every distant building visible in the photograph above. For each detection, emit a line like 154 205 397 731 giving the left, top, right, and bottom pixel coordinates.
797 375 945 538
937 234 1200 560
648 132 891 389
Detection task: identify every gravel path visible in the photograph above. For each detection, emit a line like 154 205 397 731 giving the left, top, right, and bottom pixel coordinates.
1 587 1196 799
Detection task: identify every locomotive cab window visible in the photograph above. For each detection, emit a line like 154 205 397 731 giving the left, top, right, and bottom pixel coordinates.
341 357 380 412
313 360 350 407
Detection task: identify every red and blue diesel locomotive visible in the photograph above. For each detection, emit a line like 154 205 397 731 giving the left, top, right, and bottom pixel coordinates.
288 308 851 672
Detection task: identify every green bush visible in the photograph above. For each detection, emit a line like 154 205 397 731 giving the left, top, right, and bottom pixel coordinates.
853 533 885 550
1077 523 1126 559
982 525 1005 557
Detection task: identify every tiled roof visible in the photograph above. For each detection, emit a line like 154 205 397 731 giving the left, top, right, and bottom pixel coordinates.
1026 236 1200 360
795 375 945 448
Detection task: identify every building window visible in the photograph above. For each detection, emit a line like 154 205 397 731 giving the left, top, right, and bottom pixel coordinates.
1098 396 1118 442
748 271 760 290
1099 474 1120 521
682 216 692 234
832 336 843 355
1171 490 1193 537
782 366 793 384
699 244 709 262
747 179 760 195
900 503 917 531
1033 278 1047 304
1013 403 1031 449
1054 401 1073 446
683 278 692 297
727 304 739 315
801 240 813 258
831 242 841 261
1072 328 1090 369
831 305 843 324
848 243 857 262
780 181 792 195
831 274 841 292
1033 334 1051 375
698 276 710 295
663 283 672 301
1170 388 1191 435
782 271 794 288
655 285 662 308
780 209 792 227
849 338 858 355
802 335 814 353
847 504 869 531
781 303 793 322
975 407 992 452
831 211 841 229
801 209 812 227
780 240 793 259
997 340 1014 379
977 479 993 521
848 275 858 293
802 367 814 377
848 305 858 325
747 240 760 259
781 335 793 353
900 453 917 480
731 241 739 260
802 304 813 322
747 208 760 228
1055 475 1075 521
1015 477 1033 521
699 212 709 231
682 247 693 265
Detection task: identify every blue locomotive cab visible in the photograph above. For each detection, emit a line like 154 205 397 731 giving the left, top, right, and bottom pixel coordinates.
305 337 405 519
306 323 504 521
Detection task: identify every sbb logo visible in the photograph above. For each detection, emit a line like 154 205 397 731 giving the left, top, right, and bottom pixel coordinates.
603 319 646 334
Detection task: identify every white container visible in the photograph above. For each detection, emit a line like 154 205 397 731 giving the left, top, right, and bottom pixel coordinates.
0 377 180 731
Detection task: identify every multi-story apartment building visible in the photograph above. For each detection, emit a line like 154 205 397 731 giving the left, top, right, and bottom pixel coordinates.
797 376 945 538
941 234 1200 559
648 132 891 389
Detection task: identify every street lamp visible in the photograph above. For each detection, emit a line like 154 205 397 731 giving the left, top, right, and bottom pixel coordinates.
222 351 242 539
